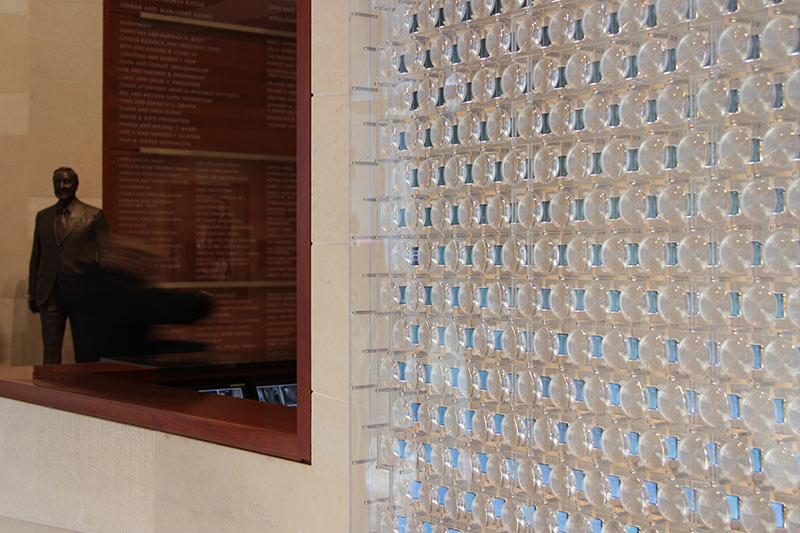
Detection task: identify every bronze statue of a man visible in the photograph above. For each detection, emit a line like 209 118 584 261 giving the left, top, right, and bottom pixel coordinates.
28 167 108 364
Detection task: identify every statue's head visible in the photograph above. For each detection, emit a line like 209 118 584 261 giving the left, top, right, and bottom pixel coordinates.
52 167 79 203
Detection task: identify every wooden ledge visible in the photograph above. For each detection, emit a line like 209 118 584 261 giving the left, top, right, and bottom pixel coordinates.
0 363 307 463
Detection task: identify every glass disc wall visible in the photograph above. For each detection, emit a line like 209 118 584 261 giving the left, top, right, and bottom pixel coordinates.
349 0 800 531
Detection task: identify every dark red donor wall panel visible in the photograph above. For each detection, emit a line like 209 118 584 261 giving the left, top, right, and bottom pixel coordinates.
111 0 296 32
106 15 296 155
104 0 297 353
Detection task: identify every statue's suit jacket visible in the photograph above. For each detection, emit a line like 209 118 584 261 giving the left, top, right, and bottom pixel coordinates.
28 199 109 306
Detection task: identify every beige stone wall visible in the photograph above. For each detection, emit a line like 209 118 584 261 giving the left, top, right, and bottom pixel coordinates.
0 395 350 533
0 0 354 530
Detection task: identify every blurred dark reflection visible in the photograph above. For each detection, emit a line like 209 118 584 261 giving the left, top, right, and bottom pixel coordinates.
59 235 213 363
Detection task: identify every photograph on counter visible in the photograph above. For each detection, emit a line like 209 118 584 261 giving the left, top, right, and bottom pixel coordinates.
198 387 245 399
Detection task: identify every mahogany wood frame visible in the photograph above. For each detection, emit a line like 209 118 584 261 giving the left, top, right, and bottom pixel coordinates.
0 0 312 463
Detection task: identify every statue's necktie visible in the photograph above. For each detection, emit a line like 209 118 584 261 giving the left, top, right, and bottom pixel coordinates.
56 210 68 242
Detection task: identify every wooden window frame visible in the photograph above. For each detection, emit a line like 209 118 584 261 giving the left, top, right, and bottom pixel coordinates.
0 0 311 464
